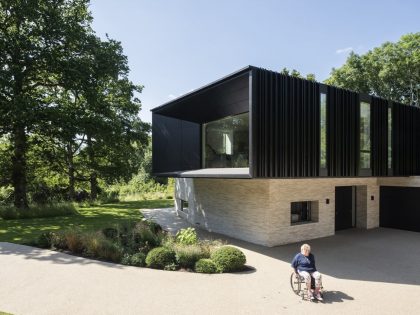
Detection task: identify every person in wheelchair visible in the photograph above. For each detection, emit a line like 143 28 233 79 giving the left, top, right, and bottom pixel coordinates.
291 243 323 301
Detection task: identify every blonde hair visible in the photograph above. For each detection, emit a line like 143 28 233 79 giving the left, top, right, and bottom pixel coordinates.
301 244 311 252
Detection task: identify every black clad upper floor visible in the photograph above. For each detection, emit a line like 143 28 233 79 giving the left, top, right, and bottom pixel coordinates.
151 66 420 178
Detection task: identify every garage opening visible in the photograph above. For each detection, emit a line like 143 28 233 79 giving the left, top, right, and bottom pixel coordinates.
380 186 420 232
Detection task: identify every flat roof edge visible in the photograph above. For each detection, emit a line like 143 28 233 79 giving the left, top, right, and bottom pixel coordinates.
151 66 255 113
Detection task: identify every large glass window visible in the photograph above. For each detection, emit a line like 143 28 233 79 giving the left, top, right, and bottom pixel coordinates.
388 106 392 169
202 112 249 168
320 93 327 169
360 101 371 169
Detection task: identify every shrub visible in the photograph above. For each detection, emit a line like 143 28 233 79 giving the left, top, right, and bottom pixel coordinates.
37 232 54 248
199 239 226 257
102 227 118 240
121 253 132 265
0 202 77 220
130 252 146 267
99 189 120 204
0 186 13 205
84 232 107 256
143 219 163 234
174 244 208 269
211 246 246 273
176 227 198 245
37 231 66 249
136 224 162 248
164 263 179 271
95 241 123 263
145 247 176 269
83 232 122 262
63 230 85 254
195 258 218 274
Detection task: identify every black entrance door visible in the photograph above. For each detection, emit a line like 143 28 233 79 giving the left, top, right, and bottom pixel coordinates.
335 186 354 230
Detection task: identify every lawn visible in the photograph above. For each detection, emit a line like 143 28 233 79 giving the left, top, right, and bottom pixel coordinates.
0 199 173 244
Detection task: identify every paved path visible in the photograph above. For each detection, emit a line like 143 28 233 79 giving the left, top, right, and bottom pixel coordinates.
1 209 420 314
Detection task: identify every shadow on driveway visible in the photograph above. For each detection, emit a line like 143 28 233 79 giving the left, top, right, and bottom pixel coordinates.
212 228 420 286
143 208 420 287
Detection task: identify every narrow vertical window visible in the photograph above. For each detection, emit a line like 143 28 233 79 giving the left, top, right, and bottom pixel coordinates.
388 105 392 170
320 93 327 169
360 102 371 169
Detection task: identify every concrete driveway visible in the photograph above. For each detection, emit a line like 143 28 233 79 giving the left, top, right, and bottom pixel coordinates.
1 214 420 314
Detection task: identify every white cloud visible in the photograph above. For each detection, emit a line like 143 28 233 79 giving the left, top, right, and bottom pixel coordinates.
168 94 176 100
336 47 353 54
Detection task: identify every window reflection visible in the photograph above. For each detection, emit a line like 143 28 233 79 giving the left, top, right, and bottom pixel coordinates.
360 102 371 169
203 112 249 168
320 93 327 169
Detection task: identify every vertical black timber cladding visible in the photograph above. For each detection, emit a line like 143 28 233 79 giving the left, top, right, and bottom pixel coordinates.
253 69 320 177
393 102 417 176
327 86 359 176
415 108 420 175
371 97 388 176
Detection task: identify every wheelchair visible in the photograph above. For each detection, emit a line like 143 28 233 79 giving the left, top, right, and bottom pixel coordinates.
290 272 324 301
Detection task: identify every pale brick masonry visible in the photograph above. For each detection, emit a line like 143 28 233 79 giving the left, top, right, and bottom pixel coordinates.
174 177 420 247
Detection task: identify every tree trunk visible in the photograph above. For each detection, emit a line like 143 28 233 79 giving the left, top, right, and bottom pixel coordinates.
87 135 98 200
90 172 98 201
66 142 75 201
11 124 28 208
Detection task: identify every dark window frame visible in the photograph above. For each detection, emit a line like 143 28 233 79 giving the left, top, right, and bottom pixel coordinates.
319 85 328 176
180 199 189 212
359 94 372 176
291 201 313 225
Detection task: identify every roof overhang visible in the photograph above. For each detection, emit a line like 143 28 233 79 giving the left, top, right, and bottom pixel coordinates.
151 66 253 124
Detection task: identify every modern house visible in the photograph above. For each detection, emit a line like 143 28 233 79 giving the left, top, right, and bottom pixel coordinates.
151 66 420 246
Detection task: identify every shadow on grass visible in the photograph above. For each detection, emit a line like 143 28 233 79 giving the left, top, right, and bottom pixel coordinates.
0 199 173 244
97 199 173 210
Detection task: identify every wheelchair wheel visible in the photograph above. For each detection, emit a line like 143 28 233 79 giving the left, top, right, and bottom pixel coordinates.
290 272 301 295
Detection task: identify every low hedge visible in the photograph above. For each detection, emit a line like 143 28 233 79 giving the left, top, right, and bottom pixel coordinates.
145 247 176 269
195 258 218 274
130 252 147 267
211 246 246 272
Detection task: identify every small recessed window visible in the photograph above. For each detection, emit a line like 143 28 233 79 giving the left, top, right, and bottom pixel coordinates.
180 199 189 212
291 201 318 225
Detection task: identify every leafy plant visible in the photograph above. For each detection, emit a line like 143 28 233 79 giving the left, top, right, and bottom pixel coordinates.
176 227 198 245
37 232 55 249
121 253 132 265
164 263 179 271
130 252 146 267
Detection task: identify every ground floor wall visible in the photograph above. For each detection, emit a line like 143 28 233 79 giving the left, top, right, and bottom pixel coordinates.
174 177 420 247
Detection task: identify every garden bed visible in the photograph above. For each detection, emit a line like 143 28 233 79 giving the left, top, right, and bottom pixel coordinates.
36 220 248 274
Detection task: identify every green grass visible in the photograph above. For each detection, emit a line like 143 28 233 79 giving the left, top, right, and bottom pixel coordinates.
0 199 173 244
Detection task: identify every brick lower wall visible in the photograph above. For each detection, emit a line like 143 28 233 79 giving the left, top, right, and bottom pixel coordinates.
174 177 420 247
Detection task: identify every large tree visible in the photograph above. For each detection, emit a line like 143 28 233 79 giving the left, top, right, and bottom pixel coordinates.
325 33 420 106
0 0 94 208
0 0 149 207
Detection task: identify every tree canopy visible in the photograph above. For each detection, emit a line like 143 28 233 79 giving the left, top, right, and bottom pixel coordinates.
0 0 149 208
325 33 420 106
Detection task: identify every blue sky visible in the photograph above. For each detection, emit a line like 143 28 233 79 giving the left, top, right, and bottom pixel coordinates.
90 0 420 123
